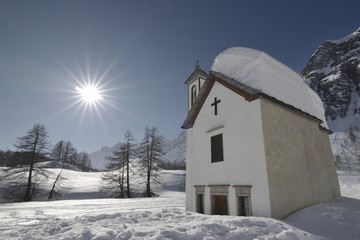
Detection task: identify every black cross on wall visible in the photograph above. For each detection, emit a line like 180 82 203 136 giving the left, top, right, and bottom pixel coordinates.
211 97 221 115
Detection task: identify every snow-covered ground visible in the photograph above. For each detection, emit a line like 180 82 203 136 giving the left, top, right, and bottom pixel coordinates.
0 169 359 239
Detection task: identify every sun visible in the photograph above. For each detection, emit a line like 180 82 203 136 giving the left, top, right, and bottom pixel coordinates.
75 84 104 105
50 57 129 135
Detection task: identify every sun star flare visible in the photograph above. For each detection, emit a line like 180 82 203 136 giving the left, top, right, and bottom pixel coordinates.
76 84 104 104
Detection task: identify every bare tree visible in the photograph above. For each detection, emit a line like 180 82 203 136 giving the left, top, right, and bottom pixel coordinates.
124 130 136 198
62 141 77 165
102 144 127 198
49 141 93 199
48 165 67 200
0 150 14 167
51 141 92 171
77 151 92 172
1 124 50 202
101 130 136 198
138 127 164 197
51 140 65 163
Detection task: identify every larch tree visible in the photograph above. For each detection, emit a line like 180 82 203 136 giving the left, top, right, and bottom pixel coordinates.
62 141 77 166
138 126 164 197
51 140 65 163
49 140 68 200
77 151 92 172
101 130 136 198
102 144 128 198
1 124 50 202
124 130 136 198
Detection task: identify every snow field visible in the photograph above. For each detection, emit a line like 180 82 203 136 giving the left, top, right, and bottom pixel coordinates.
338 171 360 199
0 169 360 239
0 196 314 240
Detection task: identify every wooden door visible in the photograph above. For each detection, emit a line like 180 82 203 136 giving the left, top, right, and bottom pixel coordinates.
212 195 228 215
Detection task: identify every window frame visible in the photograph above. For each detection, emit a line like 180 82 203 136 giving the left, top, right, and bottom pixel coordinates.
211 133 224 163
191 85 197 107
233 185 252 216
194 185 205 214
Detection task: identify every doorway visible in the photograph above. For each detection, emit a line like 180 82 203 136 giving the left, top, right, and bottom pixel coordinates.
212 195 228 215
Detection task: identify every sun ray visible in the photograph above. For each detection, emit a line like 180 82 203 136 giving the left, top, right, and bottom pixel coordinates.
49 52 144 145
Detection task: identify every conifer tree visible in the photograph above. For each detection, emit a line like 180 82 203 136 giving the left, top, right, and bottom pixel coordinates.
138 127 164 197
102 130 136 198
102 144 127 198
124 130 136 198
1 124 50 202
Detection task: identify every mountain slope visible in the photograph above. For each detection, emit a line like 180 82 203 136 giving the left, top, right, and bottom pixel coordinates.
301 27 360 167
88 143 121 170
162 130 186 164
301 28 360 132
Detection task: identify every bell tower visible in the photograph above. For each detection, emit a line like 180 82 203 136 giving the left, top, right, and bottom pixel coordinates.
184 63 208 111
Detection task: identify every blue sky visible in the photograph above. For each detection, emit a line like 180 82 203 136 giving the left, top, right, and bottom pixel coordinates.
0 0 359 152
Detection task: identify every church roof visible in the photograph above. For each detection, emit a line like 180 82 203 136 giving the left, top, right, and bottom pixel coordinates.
211 47 328 129
182 47 329 130
184 64 208 84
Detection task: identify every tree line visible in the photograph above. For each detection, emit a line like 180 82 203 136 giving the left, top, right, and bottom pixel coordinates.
0 134 92 172
0 123 168 202
0 123 92 202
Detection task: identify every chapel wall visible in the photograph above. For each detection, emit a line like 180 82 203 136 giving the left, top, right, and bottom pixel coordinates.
187 82 272 217
260 97 340 219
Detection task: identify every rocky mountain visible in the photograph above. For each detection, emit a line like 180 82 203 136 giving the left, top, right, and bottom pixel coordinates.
89 131 186 170
301 28 360 168
301 28 360 132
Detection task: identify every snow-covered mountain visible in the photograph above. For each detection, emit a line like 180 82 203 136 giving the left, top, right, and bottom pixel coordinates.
301 27 360 167
301 28 360 131
89 131 186 170
162 130 186 164
89 143 121 170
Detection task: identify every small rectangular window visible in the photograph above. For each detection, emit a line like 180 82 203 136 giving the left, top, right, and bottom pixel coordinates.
238 196 251 216
211 134 223 163
196 194 204 214
233 185 252 216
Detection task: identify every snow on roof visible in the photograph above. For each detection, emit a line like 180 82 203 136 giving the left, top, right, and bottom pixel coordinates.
211 47 328 128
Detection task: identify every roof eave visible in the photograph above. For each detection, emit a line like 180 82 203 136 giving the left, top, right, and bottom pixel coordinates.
181 71 328 131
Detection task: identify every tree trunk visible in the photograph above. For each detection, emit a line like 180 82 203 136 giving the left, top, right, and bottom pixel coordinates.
126 142 131 198
48 165 64 200
120 167 125 198
25 138 38 201
24 163 33 201
146 168 151 197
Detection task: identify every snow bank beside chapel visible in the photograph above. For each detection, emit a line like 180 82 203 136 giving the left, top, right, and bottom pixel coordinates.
211 47 328 128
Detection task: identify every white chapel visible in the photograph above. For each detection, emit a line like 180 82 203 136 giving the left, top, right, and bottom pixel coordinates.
182 47 340 219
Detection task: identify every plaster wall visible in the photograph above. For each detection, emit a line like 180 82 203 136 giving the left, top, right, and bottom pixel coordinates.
185 81 271 217
260 97 341 219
